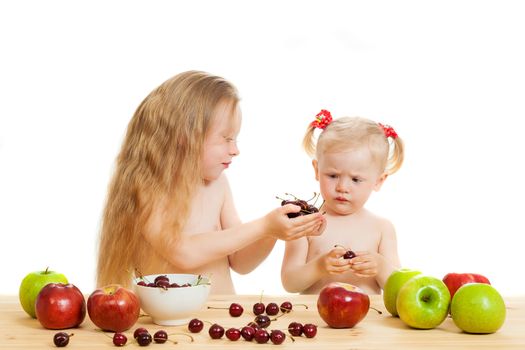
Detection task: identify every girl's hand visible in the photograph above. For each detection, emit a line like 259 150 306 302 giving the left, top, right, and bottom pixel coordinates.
324 246 352 274
263 204 325 241
348 251 379 278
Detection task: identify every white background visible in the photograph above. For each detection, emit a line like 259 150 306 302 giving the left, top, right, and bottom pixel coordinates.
1 1 524 297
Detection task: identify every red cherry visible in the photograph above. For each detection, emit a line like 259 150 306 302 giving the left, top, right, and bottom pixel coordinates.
280 301 293 313
270 329 287 345
113 332 127 346
133 327 148 339
188 319 204 333
208 324 225 339
153 330 168 343
302 323 317 338
240 326 256 341
265 302 279 316
288 322 303 336
225 328 241 341
253 302 265 315
254 329 270 344
229 303 244 317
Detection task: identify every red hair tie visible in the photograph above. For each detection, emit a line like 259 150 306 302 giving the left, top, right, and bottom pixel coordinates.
378 123 398 139
311 109 332 130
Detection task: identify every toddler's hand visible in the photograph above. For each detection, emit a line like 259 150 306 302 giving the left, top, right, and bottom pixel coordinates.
348 251 379 278
324 246 352 274
263 204 325 241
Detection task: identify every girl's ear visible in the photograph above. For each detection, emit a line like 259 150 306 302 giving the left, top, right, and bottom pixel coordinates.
312 159 320 181
374 173 388 191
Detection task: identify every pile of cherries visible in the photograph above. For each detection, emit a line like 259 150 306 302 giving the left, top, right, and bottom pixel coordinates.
194 300 317 345
278 193 323 218
136 274 208 289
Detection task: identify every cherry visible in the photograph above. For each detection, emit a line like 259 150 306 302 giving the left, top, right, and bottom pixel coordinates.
154 275 169 284
208 324 225 339
343 250 356 259
254 329 270 344
155 279 170 289
240 326 256 341
153 330 168 344
229 303 244 317
302 323 317 338
136 332 152 346
265 302 279 316
169 282 180 288
225 328 241 341
280 301 293 313
254 314 271 328
136 280 147 287
288 322 303 336
133 327 148 339
252 302 265 315
188 318 204 333
270 329 287 345
113 333 127 347
53 332 72 347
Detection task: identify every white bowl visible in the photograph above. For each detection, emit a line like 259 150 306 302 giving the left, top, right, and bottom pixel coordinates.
134 274 210 326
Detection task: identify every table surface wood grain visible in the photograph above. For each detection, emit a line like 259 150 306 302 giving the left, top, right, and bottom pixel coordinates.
1 294 524 349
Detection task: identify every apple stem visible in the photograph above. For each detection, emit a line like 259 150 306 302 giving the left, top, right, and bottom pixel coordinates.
370 306 383 315
44 266 50 274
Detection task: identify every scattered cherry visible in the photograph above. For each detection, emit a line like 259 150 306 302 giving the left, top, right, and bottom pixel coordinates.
265 302 279 316
188 318 204 333
208 324 225 339
270 330 287 345
254 314 271 328
229 303 244 317
136 332 152 346
153 330 168 344
302 323 318 338
254 329 270 344
225 327 241 341
241 326 256 341
288 322 303 336
280 301 293 313
113 333 127 347
253 302 265 315
133 327 148 339
53 332 72 347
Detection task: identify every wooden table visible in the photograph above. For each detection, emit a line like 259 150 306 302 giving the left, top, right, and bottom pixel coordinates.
1 294 524 349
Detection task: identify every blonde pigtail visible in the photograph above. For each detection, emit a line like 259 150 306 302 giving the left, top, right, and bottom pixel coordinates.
302 124 318 158
386 136 405 175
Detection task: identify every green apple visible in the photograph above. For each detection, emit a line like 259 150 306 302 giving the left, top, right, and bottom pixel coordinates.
19 267 68 318
396 275 450 329
451 283 506 334
383 268 422 316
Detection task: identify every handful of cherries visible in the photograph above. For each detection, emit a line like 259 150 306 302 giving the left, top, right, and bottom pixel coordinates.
278 193 323 218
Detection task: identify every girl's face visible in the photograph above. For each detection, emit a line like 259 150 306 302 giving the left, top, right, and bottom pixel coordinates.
201 100 241 182
313 146 387 216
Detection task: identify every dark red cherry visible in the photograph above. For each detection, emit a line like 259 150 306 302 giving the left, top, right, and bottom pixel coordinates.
343 250 356 259
270 329 286 345
241 326 256 341
225 328 241 341
254 329 270 344
188 318 204 333
253 302 265 315
265 302 279 316
280 301 293 313
53 332 70 347
136 280 147 286
153 330 168 343
255 314 271 328
113 333 127 347
133 327 148 339
229 303 244 317
136 332 152 346
302 323 317 338
208 324 225 339
288 322 303 336
154 275 169 284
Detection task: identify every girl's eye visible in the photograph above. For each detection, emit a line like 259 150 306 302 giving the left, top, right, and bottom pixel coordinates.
352 178 362 183
328 174 338 179
224 136 236 143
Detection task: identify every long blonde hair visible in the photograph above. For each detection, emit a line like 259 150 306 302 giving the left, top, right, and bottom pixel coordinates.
303 116 404 175
96 71 239 287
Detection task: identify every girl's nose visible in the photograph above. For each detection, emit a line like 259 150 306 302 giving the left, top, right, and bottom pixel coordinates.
336 179 350 193
229 142 240 157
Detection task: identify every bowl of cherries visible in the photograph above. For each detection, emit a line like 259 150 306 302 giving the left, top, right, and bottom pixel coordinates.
134 274 211 326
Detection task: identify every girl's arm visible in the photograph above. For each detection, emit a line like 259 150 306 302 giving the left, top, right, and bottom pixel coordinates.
375 219 401 288
281 238 342 293
142 179 324 272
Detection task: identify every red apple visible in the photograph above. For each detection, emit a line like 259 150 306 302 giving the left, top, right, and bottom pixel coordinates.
443 273 491 299
35 283 86 329
87 284 140 332
317 282 370 328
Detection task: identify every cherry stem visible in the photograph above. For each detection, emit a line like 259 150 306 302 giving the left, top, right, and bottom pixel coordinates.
207 306 228 310
312 192 320 206
168 333 194 343
284 193 299 200
334 244 348 250
259 290 264 304
280 304 309 313
318 199 325 211
305 192 317 202
370 306 383 315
